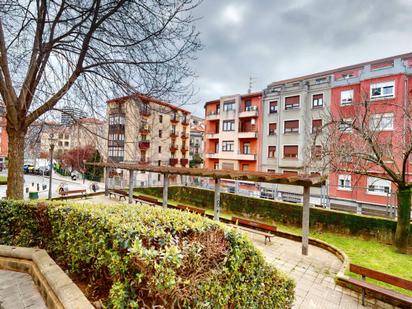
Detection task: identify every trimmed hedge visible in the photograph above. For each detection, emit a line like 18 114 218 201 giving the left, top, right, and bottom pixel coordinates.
0 175 7 185
136 186 410 243
0 200 294 308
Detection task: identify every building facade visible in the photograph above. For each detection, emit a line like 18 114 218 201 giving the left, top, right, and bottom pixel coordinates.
189 115 204 166
204 92 262 171
106 94 191 186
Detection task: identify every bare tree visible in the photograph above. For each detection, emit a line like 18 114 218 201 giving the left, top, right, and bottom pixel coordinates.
0 0 201 199
311 88 412 253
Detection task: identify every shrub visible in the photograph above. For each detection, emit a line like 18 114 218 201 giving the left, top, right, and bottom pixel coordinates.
136 186 408 242
0 200 294 308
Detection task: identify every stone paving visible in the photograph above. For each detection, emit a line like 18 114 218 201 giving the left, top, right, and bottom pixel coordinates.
242 230 398 309
0 270 47 309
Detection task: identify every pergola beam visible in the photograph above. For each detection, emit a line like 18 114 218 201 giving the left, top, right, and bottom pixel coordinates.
163 173 169 209
214 178 221 221
302 186 310 255
128 170 134 204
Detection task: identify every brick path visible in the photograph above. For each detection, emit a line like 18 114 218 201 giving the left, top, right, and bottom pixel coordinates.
0 270 46 309
243 230 397 309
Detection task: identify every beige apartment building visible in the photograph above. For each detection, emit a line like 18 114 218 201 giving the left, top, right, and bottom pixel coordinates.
106 94 191 187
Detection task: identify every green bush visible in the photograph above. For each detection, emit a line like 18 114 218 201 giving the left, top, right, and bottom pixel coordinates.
0 175 7 185
0 200 294 308
136 186 408 242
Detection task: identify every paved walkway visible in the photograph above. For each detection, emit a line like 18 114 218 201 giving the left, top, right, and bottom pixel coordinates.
0 270 47 309
243 230 397 309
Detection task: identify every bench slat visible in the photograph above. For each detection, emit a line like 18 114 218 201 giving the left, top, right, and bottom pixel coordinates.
350 264 412 291
136 195 159 204
232 216 277 233
347 277 412 304
176 204 205 215
59 189 86 196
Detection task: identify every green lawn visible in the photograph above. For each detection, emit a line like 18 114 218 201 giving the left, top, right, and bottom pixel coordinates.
134 190 412 296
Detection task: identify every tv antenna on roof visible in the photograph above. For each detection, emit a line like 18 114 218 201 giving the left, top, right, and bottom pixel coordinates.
248 75 256 94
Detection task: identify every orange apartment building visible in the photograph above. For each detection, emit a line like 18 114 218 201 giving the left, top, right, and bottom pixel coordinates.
204 92 262 172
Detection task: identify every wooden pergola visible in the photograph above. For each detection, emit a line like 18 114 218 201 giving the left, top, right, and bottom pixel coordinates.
90 162 326 255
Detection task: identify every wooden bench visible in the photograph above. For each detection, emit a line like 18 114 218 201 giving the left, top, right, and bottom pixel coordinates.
108 189 127 201
59 189 87 199
134 195 159 206
231 217 277 245
175 204 206 216
348 264 412 307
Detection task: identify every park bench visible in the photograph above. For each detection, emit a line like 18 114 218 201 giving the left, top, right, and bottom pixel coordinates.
59 189 87 199
134 195 159 206
108 189 127 201
231 217 277 245
347 264 412 307
175 204 206 216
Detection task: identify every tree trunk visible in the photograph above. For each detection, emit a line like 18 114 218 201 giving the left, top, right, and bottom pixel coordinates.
395 186 411 253
6 128 26 199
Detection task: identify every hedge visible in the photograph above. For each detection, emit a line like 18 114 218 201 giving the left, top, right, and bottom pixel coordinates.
0 200 294 308
0 175 7 185
136 186 410 243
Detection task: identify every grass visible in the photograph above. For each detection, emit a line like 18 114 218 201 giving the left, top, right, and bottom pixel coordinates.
134 189 412 296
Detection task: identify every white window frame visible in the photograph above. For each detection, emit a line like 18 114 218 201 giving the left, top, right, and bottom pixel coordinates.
268 123 277 135
338 174 352 191
283 120 299 134
340 90 353 105
222 140 234 152
370 81 395 100
268 100 278 114
223 101 235 111
312 93 324 108
369 113 394 131
338 118 353 133
222 120 235 131
284 95 300 110
367 177 391 196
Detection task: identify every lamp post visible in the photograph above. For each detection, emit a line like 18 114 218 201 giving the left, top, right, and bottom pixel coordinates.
48 137 56 199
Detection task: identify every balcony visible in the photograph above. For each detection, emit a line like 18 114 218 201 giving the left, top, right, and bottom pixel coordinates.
238 131 257 139
206 153 219 159
139 125 150 135
138 159 150 165
169 158 178 166
206 111 220 120
181 132 188 139
182 118 189 126
181 145 188 153
170 131 178 139
239 106 258 118
138 141 150 149
171 115 179 124
237 152 256 161
139 107 151 117
180 158 189 166
108 124 125 133
206 132 219 139
170 144 178 152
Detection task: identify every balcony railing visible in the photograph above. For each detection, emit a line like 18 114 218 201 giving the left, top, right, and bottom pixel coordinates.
139 108 151 117
139 125 150 134
181 145 188 153
238 131 257 139
206 111 220 120
138 141 150 149
169 158 178 166
138 159 150 165
171 115 179 124
182 118 189 126
170 144 178 152
180 158 189 166
206 132 219 139
181 132 188 139
170 131 178 138
239 106 258 117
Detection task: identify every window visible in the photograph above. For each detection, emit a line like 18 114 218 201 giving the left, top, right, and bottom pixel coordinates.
285 96 300 110
65 134 69 139
214 162 219 170
283 145 298 159
158 146 161 153
340 90 353 105
370 81 395 99
338 175 351 191
58 133 63 139
338 118 353 133
369 113 394 131
312 119 322 133
311 145 322 160
223 101 235 111
268 146 276 158
159 115 163 123
367 177 391 195
159 130 162 138
244 100 251 111
268 123 277 135
269 101 278 113
284 120 299 133
222 120 235 131
312 94 323 108
222 140 234 152
315 78 327 84
242 142 251 154
58 141 62 146
171 125 176 134
222 162 234 170
64 141 69 147
242 164 249 171
109 114 125 125
283 170 298 175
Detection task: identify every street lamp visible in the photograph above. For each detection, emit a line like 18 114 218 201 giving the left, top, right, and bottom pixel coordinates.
48 135 56 199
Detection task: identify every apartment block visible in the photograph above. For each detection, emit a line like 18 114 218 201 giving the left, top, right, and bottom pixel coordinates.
204 92 262 171
261 75 331 175
329 54 412 208
106 94 191 186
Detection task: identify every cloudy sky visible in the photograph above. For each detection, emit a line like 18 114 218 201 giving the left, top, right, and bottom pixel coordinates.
186 0 412 116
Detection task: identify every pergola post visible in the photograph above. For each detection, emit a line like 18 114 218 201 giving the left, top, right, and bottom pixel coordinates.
302 185 310 255
128 170 134 204
214 178 221 221
104 167 109 196
163 173 169 209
